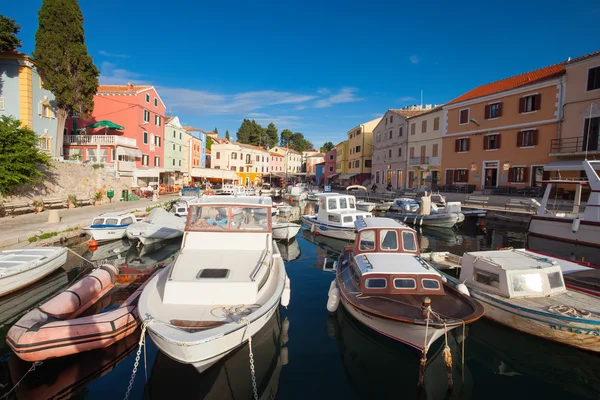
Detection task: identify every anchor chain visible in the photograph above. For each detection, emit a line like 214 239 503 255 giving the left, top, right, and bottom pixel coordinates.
124 319 152 400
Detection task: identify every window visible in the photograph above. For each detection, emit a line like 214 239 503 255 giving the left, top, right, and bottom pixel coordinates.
421 120 427 133
179 160 182 167
231 153 237 160
329 154 334 160
432 144 438 157
394 278 416 289
155 115 161 126
349 197 355 209
365 278 387 289
459 109 470 124
376 171 380 184
388 149 392 158
587 67 600 91
240 167 244 172
40 101 52 118
389 130 392 140
398 126 403 137
484 134 500 150
398 147 402 157
509 166 527 183
359 230 376 251
179 146 182 152
354 160 360 168
329 166 334 172
339 198 348 209
380 230 398 250
154 98 158 107
328 198 337 210
173 144 176 150
422 279 441 290
583 117 600 151
355 145 361 153
348 162 351 169
520 94 541 113
173 131 176 138
328 214 341 223
512 274 543 293
142 154 148 166
518 130 537 147
365 160 372 167
433 117 440 131
231 166 237 171
154 156 160 167
486 102 502 119
454 169 468 183
256 155 260 161
390 115 393 123
143 110 150 122
143 132 148 144
155 136 161 147
402 231 417 251
410 123 416 135
145 93 150 103
455 138 469 152
474 268 500 287
172 159 175 166
343 216 353 223
548 271 564 289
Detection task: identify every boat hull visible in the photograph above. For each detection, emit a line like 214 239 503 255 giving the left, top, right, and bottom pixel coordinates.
471 288 600 352
0 248 67 297
272 223 301 241
529 216 600 249
83 227 128 242
301 216 356 240
385 212 460 228
356 203 376 212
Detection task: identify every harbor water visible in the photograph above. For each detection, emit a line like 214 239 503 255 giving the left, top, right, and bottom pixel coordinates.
0 202 599 399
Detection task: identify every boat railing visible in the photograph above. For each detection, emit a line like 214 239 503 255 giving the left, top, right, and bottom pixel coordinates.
250 235 271 282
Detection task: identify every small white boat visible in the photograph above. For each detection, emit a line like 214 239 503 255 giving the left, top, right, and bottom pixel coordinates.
83 212 136 242
386 197 463 228
347 185 376 212
138 195 290 372
126 208 185 245
283 186 308 201
272 222 301 241
170 197 202 217
0 247 68 297
423 249 600 352
374 201 393 212
301 193 372 240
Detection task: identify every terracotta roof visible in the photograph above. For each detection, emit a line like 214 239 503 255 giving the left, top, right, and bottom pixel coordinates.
389 109 429 118
0 50 30 59
212 137 228 144
97 83 152 94
308 152 325 157
269 152 283 157
447 64 565 105
183 126 203 132
406 106 444 119
237 142 268 152
561 50 600 65
206 149 211 154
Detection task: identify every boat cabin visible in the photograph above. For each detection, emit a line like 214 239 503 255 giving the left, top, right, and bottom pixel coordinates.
317 194 372 227
458 249 567 298
90 212 135 227
344 217 445 295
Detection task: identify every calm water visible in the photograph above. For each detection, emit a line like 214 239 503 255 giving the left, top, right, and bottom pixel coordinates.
0 204 599 399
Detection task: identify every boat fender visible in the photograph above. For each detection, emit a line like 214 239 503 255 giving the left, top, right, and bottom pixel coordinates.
572 217 581 233
327 288 340 313
456 283 470 297
310 224 314 233
281 318 290 346
441 275 448 283
280 346 289 366
281 277 291 308
328 280 337 296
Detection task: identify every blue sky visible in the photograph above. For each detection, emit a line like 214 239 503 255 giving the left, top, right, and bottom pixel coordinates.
3 0 599 148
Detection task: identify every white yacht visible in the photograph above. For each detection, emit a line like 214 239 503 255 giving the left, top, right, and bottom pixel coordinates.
138 196 290 372
301 193 372 240
83 212 136 242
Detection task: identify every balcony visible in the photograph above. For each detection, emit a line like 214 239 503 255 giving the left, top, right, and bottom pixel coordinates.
118 161 136 171
409 156 429 166
245 159 254 165
64 135 137 147
550 137 600 156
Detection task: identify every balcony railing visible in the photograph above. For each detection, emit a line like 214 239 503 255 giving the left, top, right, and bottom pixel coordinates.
409 156 429 166
118 161 136 171
245 159 254 165
550 137 600 155
64 135 137 147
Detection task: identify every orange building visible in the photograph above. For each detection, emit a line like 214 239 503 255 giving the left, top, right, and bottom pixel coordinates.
442 65 565 191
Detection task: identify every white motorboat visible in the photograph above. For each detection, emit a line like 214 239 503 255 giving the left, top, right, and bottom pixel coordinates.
347 185 377 212
272 222 301 241
170 197 202 217
374 201 393 212
301 193 372 240
529 160 600 249
138 196 290 372
0 247 68 297
386 197 463 228
83 212 136 242
126 208 185 245
430 193 486 218
328 218 484 351
283 186 308 201
424 249 600 352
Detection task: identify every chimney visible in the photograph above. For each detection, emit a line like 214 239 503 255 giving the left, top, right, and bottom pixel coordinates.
126 82 134 91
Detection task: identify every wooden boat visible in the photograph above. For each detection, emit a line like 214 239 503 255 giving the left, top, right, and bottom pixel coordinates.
272 221 301 241
328 217 484 351
6 264 148 361
138 196 290 372
0 247 67 297
423 249 600 352
529 160 600 248
126 207 185 245
301 193 372 240
83 212 136 242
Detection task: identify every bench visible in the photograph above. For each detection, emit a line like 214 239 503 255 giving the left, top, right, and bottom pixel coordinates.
1 201 33 217
75 196 93 207
505 198 536 212
465 195 489 207
43 197 67 209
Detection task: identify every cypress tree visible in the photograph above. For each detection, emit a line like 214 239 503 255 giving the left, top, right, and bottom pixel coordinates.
33 0 99 156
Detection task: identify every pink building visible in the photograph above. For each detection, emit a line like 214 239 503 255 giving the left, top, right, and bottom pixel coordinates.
268 151 285 177
324 149 336 182
65 83 166 186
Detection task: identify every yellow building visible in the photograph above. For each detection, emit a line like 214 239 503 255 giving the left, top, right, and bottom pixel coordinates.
343 117 381 185
335 141 348 176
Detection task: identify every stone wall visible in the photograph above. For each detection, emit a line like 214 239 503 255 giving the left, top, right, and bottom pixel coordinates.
2 160 130 202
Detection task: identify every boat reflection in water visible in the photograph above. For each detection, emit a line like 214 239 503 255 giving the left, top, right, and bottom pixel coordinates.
466 318 600 399
301 228 351 256
329 307 472 400
528 235 600 266
144 310 290 400
82 238 132 262
6 329 139 399
276 238 301 262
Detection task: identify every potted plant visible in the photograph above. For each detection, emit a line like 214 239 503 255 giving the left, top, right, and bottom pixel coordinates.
67 194 77 209
32 199 44 213
94 191 103 206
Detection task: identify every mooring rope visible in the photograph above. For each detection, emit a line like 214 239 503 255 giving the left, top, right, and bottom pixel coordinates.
1 361 43 399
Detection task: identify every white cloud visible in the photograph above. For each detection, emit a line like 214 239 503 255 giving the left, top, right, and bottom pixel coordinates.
372 113 384 117
294 105 306 110
409 55 421 64
397 96 416 102
99 50 130 58
99 61 144 85
317 88 331 95
314 87 364 108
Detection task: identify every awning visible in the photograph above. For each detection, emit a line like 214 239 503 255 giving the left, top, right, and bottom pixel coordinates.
117 146 142 158
339 173 357 180
134 168 165 178
544 160 584 171
191 167 237 180
329 173 339 178
267 172 286 179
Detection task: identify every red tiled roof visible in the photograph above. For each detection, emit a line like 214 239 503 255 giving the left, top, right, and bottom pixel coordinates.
562 50 600 65
389 109 429 118
237 142 268 152
97 83 152 94
183 126 203 132
206 149 211 154
447 64 565 105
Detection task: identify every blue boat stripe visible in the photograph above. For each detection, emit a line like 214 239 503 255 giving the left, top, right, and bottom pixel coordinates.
89 224 129 229
301 217 352 231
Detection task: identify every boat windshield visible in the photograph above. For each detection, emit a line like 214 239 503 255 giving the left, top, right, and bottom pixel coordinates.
187 205 270 232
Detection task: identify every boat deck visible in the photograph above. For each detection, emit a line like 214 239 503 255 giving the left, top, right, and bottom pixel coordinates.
171 249 264 282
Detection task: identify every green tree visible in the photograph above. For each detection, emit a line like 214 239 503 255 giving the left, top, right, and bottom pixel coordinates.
289 132 313 153
225 130 230 140
33 0 99 156
206 135 213 150
320 141 334 153
0 14 22 51
214 127 218 135
236 119 265 147
0 116 52 196
265 123 278 148
280 129 293 147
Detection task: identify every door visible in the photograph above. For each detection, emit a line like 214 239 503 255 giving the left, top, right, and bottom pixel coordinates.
532 166 544 187
397 170 403 189
431 170 439 187
408 170 415 188
445 169 454 185
484 168 497 189
387 170 393 188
